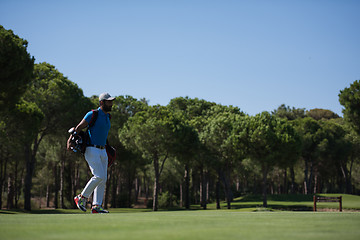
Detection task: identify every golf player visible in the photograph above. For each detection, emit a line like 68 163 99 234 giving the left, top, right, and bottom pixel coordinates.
67 92 115 213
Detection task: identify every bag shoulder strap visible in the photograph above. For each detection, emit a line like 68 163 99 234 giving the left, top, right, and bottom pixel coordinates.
89 109 99 128
85 109 98 146
89 109 111 127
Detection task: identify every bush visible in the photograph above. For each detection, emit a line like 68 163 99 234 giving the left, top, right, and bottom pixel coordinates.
158 191 177 209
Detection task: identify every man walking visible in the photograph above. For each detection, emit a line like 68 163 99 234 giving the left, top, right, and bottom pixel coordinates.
67 92 115 213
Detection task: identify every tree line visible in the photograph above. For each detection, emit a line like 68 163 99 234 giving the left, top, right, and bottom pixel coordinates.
1 25 360 211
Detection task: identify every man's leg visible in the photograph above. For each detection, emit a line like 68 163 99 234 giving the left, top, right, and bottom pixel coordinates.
81 147 106 197
91 149 109 213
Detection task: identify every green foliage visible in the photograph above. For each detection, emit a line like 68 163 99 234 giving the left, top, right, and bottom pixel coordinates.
246 112 299 168
272 104 306 120
24 62 93 135
201 106 245 165
120 105 175 160
294 117 322 159
14 99 44 143
306 108 340 120
0 25 35 111
120 105 183 210
158 191 178 208
168 96 216 132
239 112 301 206
339 80 360 135
292 115 352 193
111 95 148 131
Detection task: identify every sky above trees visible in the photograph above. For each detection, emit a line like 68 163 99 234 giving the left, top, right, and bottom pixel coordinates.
1 0 359 116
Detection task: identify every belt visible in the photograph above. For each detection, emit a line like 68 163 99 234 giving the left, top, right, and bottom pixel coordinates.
89 145 105 149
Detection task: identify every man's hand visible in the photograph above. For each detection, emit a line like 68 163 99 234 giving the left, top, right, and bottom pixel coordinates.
67 119 88 151
67 135 74 151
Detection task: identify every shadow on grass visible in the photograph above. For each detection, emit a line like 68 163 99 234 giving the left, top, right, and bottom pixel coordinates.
228 204 312 211
0 194 318 214
229 194 314 211
0 208 153 214
234 194 314 202
0 205 313 214
0 209 86 214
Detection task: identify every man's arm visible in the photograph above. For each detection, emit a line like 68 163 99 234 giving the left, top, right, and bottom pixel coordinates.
67 118 89 151
74 118 89 133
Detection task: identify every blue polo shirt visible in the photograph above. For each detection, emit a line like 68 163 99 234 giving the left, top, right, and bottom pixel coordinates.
84 107 111 146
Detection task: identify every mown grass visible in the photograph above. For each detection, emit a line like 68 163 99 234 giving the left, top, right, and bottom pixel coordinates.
1 194 359 240
1 210 360 240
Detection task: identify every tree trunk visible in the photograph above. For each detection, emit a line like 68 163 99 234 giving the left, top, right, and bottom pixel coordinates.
290 167 295 194
134 177 139 204
184 164 190 209
53 165 59 209
144 173 149 201
46 184 50 208
153 158 159 211
72 160 80 208
304 158 313 194
309 162 314 194
340 158 353 194
60 156 65 208
201 169 207 210
283 169 287 194
65 157 73 208
152 152 167 211
179 182 183 207
0 150 9 210
219 169 232 209
24 134 43 211
199 170 203 207
348 156 354 194
24 144 36 211
216 177 221 209
0 179 3 210
200 168 207 210
14 160 20 209
236 176 240 192
262 165 268 208
7 174 14 209
127 174 132 208
304 159 309 194
104 168 111 209
206 177 209 203
313 174 318 194
116 174 122 207
111 168 117 208
0 170 3 210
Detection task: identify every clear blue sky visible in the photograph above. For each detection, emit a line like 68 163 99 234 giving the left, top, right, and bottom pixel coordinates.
1 0 359 116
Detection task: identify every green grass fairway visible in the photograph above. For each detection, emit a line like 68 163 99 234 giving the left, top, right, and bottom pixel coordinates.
1 210 360 240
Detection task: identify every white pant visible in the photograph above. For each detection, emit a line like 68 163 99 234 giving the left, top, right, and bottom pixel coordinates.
81 147 108 206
